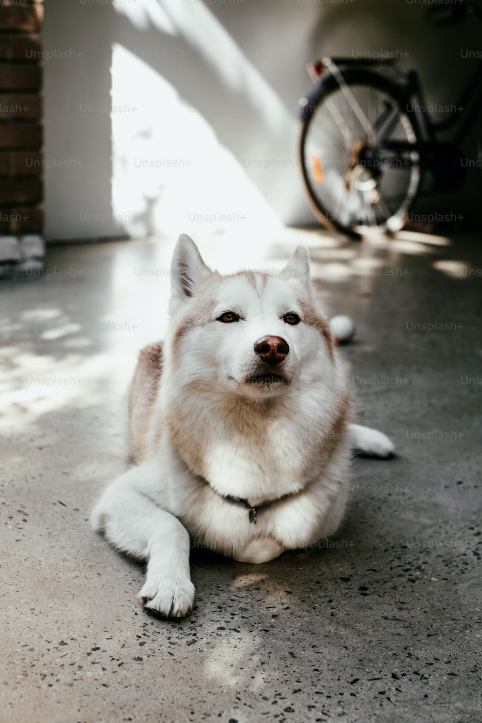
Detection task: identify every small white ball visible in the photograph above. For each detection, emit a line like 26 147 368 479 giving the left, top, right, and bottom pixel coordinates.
329 315 356 344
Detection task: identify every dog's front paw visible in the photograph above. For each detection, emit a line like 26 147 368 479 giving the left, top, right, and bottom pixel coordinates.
139 576 195 618
351 424 395 459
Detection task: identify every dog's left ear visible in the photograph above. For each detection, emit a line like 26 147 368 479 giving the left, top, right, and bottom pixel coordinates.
171 234 211 300
282 246 310 285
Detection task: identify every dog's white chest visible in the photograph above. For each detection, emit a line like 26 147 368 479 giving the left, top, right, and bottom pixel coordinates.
202 429 307 504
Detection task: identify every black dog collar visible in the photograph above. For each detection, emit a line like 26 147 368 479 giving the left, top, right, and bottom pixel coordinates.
226 496 261 524
201 477 298 525
224 492 296 524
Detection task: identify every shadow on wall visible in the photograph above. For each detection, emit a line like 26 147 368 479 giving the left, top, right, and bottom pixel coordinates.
112 0 310 240
45 0 306 241
110 42 282 241
44 0 482 241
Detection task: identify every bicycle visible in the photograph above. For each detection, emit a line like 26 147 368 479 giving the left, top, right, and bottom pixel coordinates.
298 1 482 238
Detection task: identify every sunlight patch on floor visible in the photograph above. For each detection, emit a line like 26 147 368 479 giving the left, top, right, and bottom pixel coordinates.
433 259 470 278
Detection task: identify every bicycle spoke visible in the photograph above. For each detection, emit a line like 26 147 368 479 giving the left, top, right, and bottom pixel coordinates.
334 188 347 225
325 98 353 146
324 59 376 141
302 78 421 235
376 106 401 142
376 195 392 221
308 119 343 150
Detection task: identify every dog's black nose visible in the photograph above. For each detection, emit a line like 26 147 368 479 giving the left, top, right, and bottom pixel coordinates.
254 336 289 366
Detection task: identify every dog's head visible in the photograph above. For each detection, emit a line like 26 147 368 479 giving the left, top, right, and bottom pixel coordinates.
167 234 334 399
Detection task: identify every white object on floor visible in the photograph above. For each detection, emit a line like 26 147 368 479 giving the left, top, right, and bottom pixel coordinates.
329 314 356 345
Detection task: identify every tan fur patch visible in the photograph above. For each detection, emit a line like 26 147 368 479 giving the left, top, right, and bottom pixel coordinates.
231 269 258 288
171 318 197 363
299 299 334 363
229 270 268 295
128 341 164 462
171 275 222 363
321 392 352 459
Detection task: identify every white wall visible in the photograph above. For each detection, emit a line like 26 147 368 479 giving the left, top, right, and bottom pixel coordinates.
43 0 482 241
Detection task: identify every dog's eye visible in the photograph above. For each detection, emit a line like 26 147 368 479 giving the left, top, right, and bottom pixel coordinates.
217 311 240 323
283 312 300 325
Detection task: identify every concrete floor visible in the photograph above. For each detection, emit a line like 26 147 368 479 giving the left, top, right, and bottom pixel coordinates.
1 228 481 723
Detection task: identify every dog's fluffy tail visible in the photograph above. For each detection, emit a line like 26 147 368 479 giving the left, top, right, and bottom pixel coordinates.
349 423 395 458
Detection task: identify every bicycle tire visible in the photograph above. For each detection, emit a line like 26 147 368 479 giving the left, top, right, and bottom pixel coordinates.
299 68 423 237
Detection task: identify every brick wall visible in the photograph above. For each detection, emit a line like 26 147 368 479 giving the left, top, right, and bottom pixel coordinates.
0 0 44 277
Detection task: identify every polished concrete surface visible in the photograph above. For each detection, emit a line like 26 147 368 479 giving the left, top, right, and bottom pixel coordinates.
1 229 481 723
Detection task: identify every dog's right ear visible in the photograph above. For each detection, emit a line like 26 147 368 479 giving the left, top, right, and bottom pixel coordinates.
282 246 310 284
170 234 211 301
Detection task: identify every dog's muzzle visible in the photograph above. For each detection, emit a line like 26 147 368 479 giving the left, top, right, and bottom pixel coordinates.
245 372 289 386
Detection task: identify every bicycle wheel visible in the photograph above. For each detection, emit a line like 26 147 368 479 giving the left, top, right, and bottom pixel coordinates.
299 69 422 237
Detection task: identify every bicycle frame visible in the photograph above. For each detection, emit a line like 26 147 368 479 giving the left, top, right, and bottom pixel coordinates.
405 63 482 143
303 58 482 155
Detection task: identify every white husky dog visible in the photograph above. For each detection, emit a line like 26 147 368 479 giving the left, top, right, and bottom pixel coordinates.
92 235 394 617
